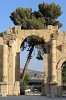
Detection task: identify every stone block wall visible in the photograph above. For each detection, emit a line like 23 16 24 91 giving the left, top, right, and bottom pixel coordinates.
0 26 66 97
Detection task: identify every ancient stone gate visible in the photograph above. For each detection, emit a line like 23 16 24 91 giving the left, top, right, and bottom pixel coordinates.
0 25 66 97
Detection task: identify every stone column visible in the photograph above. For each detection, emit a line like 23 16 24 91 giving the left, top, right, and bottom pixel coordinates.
50 38 57 97
43 54 50 96
3 44 8 82
8 40 16 95
51 38 57 83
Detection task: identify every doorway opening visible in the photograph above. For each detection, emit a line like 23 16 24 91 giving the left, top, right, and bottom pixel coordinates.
62 61 66 94
20 35 46 95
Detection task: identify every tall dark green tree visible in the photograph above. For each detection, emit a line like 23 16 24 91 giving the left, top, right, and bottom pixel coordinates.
37 2 62 28
10 2 62 29
21 35 45 82
10 2 63 82
10 8 45 29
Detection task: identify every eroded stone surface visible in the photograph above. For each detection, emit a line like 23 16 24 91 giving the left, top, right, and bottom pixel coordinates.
0 25 66 97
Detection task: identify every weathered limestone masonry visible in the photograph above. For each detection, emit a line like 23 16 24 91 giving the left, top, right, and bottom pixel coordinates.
0 25 66 97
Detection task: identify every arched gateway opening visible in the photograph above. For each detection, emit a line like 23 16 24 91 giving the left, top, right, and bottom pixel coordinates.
57 58 66 97
62 61 66 94
20 35 45 95
0 25 66 97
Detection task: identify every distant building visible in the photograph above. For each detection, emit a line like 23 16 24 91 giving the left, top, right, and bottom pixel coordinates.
20 69 44 92
28 79 43 92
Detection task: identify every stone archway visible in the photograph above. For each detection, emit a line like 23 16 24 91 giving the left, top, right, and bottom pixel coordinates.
0 25 66 97
56 57 66 97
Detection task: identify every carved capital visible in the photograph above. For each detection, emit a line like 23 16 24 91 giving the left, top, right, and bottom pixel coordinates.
3 34 16 46
51 31 59 40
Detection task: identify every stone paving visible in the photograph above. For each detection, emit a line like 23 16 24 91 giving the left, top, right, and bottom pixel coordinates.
0 95 66 100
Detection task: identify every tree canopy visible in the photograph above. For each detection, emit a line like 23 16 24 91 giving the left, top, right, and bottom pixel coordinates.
21 35 46 60
10 2 63 29
20 35 46 82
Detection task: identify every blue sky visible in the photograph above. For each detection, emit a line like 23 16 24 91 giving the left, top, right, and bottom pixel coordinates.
0 0 66 32
0 0 66 71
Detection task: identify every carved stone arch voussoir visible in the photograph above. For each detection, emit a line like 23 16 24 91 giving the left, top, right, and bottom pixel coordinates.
56 57 66 69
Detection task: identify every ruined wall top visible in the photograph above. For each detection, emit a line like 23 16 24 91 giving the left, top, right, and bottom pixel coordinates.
4 25 58 34
1 25 66 49
2 25 59 42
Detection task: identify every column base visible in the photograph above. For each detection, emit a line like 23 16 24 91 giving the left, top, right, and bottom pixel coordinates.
49 82 58 97
13 81 20 95
0 82 7 97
